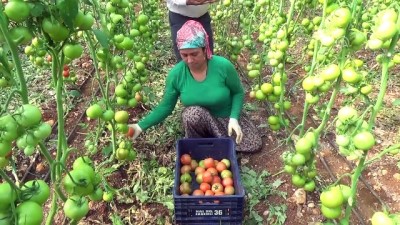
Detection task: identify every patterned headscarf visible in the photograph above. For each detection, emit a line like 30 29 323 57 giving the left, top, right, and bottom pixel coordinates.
176 20 213 59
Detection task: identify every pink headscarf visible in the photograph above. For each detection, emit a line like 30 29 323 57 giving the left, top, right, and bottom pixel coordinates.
176 20 213 59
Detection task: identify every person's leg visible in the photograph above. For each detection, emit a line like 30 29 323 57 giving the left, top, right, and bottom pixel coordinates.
235 114 263 152
168 11 188 61
182 106 225 138
196 12 214 54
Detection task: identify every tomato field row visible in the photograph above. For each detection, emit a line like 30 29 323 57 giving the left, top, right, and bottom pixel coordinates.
0 0 400 224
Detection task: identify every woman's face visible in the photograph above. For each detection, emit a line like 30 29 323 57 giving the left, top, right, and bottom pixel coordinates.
179 48 207 69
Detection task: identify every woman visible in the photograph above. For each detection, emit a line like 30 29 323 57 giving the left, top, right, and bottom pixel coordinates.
167 0 217 61
129 20 262 152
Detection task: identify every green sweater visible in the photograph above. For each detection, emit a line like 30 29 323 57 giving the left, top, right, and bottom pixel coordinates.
138 56 244 131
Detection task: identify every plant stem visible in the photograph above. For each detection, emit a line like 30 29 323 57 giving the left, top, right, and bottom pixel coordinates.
0 13 28 103
0 169 20 190
0 89 21 115
364 144 400 166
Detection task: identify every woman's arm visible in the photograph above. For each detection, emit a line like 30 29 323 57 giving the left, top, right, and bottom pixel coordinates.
225 60 244 119
138 73 180 131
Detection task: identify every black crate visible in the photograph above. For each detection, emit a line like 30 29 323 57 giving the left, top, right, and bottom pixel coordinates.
173 138 245 225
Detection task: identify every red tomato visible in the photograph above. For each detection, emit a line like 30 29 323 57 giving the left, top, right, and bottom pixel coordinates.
195 167 205 175
206 167 218 176
192 189 204 196
180 154 192 165
126 127 135 137
202 171 213 184
224 185 235 195
180 165 192 174
222 177 234 187
204 158 215 169
204 190 214 196
190 160 198 171
212 176 222 184
216 161 227 172
211 183 224 193
63 70 69 78
199 183 211 192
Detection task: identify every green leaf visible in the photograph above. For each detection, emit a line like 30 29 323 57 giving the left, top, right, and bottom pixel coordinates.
56 0 79 29
30 2 46 17
68 90 81 97
110 214 124 225
93 29 109 49
102 143 113 156
82 0 93 5
393 99 400 106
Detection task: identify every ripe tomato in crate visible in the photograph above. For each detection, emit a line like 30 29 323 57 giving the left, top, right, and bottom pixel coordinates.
173 138 245 225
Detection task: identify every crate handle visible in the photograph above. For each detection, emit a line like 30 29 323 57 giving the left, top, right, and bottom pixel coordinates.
196 200 221 205
197 143 214 147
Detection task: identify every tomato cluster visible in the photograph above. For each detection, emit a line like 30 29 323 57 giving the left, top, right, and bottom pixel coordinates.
115 140 137 161
24 38 49 67
114 71 144 108
319 184 351 220
283 131 317 191
62 156 107 221
0 179 50 225
0 104 51 161
335 105 375 160
62 64 77 83
178 154 235 197
367 9 398 50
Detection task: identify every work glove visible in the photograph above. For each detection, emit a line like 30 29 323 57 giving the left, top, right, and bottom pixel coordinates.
228 118 243 144
127 124 142 141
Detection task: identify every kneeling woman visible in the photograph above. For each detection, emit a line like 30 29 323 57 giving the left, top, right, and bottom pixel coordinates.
129 20 262 152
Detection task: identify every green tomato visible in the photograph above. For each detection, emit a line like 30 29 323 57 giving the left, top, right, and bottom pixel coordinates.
63 169 94 196
320 186 344 208
338 184 351 202
0 182 17 211
89 187 104 201
103 191 114 202
304 180 316 192
9 26 33 45
101 110 115 122
0 141 12 157
33 122 52 140
329 7 352 28
63 44 83 60
338 106 358 124
72 156 94 169
321 64 341 81
114 111 129 123
291 174 306 187
0 211 12 225
371 212 395 225
16 202 43 225
353 131 375 151
321 205 342 219
86 104 103 119
4 1 30 23
295 138 313 155
21 180 50 205
15 104 42 128
63 196 89 221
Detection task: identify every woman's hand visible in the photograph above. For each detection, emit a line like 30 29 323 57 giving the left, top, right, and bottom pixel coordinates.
228 118 243 144
128 124 142 141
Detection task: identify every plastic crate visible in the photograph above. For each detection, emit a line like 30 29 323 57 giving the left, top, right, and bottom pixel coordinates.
173 138 245 225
